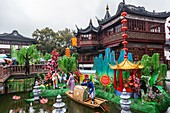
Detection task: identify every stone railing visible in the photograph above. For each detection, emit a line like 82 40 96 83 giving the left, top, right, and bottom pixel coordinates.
0 64 47 82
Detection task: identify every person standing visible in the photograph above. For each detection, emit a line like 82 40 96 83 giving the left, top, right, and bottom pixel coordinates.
81 79 95 104
67 72 75 94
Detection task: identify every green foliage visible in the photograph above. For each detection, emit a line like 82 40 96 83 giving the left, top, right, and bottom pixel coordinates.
43 53 52 61
16 45 39 65
58 55 77 73
159 64 167 78
72 53 79 60
140 53 167 86
11 47 17 58
149 74 159 86
32 27 74 55
151 53 160 75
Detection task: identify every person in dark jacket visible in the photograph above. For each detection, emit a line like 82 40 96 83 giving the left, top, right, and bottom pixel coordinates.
81 78 95 104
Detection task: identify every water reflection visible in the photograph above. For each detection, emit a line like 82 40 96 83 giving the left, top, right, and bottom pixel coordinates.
66 99 104 113
0 92 119 113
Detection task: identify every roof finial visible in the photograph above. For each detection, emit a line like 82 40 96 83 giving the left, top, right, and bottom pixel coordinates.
123 0 125 5
89 18 92 25
106 4 109 11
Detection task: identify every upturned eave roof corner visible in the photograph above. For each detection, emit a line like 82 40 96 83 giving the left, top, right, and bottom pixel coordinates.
76 19 99 34
108 58 144 70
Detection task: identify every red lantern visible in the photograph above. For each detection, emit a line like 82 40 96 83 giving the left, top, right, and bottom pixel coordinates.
122 33 128 38
122 41 128 45
123 48 128 51
121 12 127 17
121 26 128 31
121 19 127 24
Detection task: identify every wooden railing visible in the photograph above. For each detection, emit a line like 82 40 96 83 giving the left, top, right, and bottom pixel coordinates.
0 64 48 82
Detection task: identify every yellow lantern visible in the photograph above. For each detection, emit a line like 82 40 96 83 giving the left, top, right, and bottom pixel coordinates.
71 37 77 46
65 47 70 57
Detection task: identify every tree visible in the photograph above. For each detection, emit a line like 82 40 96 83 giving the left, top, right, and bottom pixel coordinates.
58 28 73 47
32 27 74 55
16 45 39 75
32 27 60 54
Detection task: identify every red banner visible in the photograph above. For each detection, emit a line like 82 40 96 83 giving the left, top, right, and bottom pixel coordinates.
100 75 111 86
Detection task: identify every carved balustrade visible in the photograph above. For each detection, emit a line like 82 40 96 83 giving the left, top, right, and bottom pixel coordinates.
0 64 47 82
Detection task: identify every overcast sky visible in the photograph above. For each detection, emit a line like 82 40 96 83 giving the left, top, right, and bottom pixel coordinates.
0 0 170 38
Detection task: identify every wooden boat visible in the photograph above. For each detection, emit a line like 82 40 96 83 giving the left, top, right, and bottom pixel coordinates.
65 85 108 108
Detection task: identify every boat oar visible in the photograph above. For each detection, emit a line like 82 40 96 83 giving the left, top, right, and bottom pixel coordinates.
80 85 106 112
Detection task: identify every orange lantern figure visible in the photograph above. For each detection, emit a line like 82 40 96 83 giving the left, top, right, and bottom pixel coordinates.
71 37 77 47
65 47 70 57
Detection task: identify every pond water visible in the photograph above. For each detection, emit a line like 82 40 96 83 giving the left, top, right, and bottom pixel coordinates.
0 92 120 113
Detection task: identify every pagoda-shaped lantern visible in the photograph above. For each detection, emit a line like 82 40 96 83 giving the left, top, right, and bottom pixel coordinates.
108 10 144 96
52 95 66 113
120 88 131 113
32 81 41 101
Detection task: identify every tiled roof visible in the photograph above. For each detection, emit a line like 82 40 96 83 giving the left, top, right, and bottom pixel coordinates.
98 2 170 25
0 30 36 43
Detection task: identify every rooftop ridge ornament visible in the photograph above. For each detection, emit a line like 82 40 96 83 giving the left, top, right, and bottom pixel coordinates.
106 4 109 11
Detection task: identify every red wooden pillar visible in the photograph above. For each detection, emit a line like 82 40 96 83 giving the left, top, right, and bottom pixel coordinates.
119 70 123 92
138 70 141 78
114 70 117 90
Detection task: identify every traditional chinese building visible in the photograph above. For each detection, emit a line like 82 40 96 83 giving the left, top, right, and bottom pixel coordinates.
165 20 170 69
0 30 36 55
74 2 170 65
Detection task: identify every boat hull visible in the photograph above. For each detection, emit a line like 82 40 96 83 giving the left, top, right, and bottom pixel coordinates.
66 90 107 108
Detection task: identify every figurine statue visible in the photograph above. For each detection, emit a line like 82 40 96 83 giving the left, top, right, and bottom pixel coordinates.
81 78 95 104
52 71 59 89
67 72 75 94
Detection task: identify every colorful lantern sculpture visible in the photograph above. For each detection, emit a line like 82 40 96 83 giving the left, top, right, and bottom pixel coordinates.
71 37 77 47
65 47 70 57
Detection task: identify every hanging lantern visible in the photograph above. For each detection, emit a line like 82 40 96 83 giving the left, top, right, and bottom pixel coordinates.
121 19 127 24
122 34 128 38
121 26 128 31
65 47 70 57
122 41 128 45
121 12 127 17
71 37 77 47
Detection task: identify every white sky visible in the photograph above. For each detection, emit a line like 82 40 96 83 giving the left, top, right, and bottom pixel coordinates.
0 0 170 38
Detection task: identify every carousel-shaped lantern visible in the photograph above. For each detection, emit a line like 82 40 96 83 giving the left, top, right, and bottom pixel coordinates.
52 94 66 113
120 88 131 113
32 81 41 101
